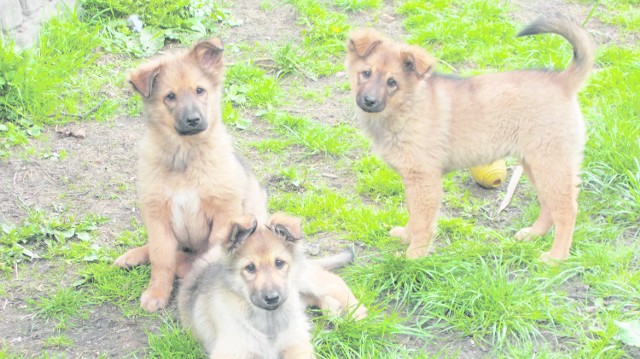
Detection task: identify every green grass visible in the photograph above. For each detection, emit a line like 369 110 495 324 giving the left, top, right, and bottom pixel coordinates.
27 287 93 331
81 0 231 55
0 9 114 157
2 0 639 357
147 317 205 358
0 209 106 274
334 0 382 12
285 0 351 76
398 0 572 73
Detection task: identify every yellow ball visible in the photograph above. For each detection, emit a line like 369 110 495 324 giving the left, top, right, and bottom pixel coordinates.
470 160 507 189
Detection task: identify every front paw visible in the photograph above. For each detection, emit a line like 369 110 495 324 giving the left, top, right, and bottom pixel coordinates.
114 253 136 269
140 286 171 312
351 304 368 320
514 227 539 242
114 246 149 268
540 251 567 266
389 226 410 244
405 244 430 259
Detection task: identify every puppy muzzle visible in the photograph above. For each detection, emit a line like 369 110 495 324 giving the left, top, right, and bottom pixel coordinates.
251 290 287 311
357 94 385 113
175 109 208 135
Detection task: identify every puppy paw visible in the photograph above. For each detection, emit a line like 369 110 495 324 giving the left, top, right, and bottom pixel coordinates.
176 262 193 279
114 247 149 268
140 286 171 312
114 254 136 269
389 226 410 243
540 251 567 266
351 305 368 320
406 244 430 259
514 227 539 242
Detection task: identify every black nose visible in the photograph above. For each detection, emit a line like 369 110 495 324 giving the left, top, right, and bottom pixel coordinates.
264 292 280 306
363 95 377 108
186 116 200 127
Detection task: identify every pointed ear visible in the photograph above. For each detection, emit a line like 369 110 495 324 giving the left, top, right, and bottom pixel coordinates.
401 45 436 79
227 215 258 253
128 62 161 98
190 38 224 73
347 29 383 59
268 213 303 243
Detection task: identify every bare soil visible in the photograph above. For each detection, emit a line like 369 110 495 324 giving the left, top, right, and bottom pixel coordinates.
0 0 620 357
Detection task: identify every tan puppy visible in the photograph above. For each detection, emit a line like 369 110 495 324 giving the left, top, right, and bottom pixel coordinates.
115 38 366 315
179 213 366 358
114 38 269 312
345 15 594 263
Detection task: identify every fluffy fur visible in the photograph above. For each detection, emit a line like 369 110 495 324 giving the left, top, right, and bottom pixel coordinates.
179 214 365 358
114 39 366 315
345 14 594 263
114 38 267 312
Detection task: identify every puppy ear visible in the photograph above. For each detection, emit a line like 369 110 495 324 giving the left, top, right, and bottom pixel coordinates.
347 29 383 58
128 62 161 98
401 45 436 79
227 215 258 253
190 38 224 72
268 213 303 243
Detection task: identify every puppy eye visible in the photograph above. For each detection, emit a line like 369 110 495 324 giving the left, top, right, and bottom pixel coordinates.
362 70 371 79
275 259 285 269
165 92 176 101
245 263 256 273
196 87 205 95
387 78 397 87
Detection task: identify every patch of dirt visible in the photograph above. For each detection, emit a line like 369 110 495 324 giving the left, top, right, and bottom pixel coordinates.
1 114 142 235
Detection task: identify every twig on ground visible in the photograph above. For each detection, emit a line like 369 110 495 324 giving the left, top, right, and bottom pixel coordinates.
48 99 106 120
496 164 523 215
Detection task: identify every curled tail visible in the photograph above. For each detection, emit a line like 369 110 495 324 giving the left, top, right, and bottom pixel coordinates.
311 247 355 271
517 14 595 92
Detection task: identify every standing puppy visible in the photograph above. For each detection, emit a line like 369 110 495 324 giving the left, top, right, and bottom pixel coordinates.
179 214 362 358
345 15 594 263
114 38 267 312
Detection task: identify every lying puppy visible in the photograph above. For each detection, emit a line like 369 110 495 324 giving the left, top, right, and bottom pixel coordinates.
345 14 594 263
178 214 366 358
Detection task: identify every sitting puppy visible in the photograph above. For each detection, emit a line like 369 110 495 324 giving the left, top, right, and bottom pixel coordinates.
178 214 366 358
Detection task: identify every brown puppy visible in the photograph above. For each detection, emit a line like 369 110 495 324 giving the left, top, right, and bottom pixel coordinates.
178 213 365 358
115 39 367 316
345 15 594 263
114 38 268 312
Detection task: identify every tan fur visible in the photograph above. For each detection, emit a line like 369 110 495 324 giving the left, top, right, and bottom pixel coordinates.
345 15 594 263
115 38 366 315
114 38 267 312
178 214 366 358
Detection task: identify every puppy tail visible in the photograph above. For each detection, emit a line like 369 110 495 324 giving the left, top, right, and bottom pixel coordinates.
311 247 355 271
517 14 595 93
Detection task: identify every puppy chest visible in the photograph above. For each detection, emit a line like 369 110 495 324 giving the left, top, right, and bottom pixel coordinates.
169 190 210 247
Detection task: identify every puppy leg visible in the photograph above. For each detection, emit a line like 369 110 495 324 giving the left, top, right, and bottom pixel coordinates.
175 250 198 279
526 159 580 264
299 264 367 319
515 162 553 241
281 342 316 359
543 178 579 264
114 244 150 268
140 209 179 312
396 170 442 258
207 205 243 247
